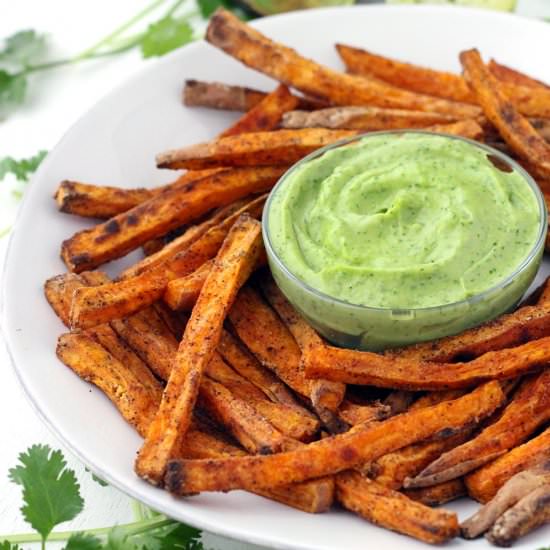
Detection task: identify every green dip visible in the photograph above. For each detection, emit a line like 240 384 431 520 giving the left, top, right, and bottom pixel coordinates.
266 133 543 349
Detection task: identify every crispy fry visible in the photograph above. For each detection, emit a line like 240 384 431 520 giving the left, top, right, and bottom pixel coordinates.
70 195 267 329
164 382 504 494
206 10 480 118
164 259 215 311
305 336 550 390
229 286 311 397
56 332 161 437
336 472 459 544
500 82 550 118
217 329 299 406
460 48 550 180
466 427 550 503
462 459 550 539
336 43 475 104
280 106 457 130
425 119 484 140
259 276 346 430
152 302 187 338
135 215 262 485
404 479 466 507
220 84 298 137
383 390 416 415
387 299 550 362
405 370 550 488
156 128 357 170
337 400 390 426
487 483 550 546
488 59 550 90
61 166 280 273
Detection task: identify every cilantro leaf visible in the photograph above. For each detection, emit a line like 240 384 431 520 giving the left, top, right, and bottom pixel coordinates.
65 533 103 550
140 16 194 58
0 70 27 114
132 522 203 550
103 527 139 550
0 30 46 68
0 542 22 550
8 444 84 543
0 150 47 182
197 0 255 20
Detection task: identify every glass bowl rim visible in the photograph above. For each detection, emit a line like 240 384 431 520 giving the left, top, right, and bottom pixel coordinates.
262 129 548 315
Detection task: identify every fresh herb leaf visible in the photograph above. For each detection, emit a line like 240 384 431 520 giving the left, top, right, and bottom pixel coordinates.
133 522 203 550
8 444 84 544
0 542 22 550
0 70 27 114
0 150 47 182
85 466 109 487
197 0 254 20
103 527 139 550
0 30 46 68
65 532 103 550
140 16 194 58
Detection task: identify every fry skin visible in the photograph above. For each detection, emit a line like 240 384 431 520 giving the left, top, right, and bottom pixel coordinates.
425 119 484 140
156 128 357 170
205 9 481 118
337 400 391 426
405 370 550 488
305 336 550 390
164 259 214 311
135 215 263 485
61 166 281 273
466 426 550 503
404 479 466 507
164 382 504 494
336 472 459 544
488 59 550 90
460 48 550 180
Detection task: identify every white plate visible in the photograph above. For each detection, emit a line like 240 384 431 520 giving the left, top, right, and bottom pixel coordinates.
4 5 550 549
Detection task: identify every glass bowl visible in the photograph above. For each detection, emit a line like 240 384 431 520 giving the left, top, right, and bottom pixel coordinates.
262 131 547 351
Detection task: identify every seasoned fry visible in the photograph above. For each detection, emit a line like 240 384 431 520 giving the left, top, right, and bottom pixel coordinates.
337 400 390 426
156 128 357 170
305 336 550 390
336 472 459 544
217 329 300 406
487 483 550 546
500 82 550 119
466 426 550 503
488 59 550 90
61 166 281 273
280 106 457 131
70 195 267 329
56 332 161 437
206 10 480 118
404 479 466 507
135 215 262 485
220 84 299 137
164 382 504 494
462 459 550 540
383 390 416 415
405 370 550 488
460 48 550 180
229 286 311 397
259 276 345 430
164 259 215 311
183 79 268 111
387 299 550 362
425 119 484 140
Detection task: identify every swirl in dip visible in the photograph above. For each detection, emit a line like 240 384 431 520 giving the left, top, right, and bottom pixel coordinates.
265 133 544 349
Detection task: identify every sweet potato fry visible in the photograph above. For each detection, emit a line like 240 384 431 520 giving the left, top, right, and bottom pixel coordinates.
220 84 298 137
305 336 550 390
335 472 459 544
337 400 390 426
336 43 475 104
229 286 311 397
499 82 550 119
164 382 504 494
56 332 161 437
462 459 550 540
425 119 484 140
156 128 357 170
164 259 215 311
404 479 466 507
135 215 262 485
70 195 267 329
259 276 345 430
183 79 268 111
217 329 299 406
205 10 480 118
466 426 550 503
387 299 550 362
61 166 281 273
383 390 416 415
460 48 550 180
489 59 550 90
405 370 550 488
280 106 457 131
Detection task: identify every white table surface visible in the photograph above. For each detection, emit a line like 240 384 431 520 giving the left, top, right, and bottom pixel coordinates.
0 0 549 547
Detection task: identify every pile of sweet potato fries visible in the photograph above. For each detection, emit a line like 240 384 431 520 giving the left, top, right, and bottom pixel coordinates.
45 9 550 546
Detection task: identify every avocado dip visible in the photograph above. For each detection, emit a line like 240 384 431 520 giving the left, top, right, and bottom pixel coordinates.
267 133 541 312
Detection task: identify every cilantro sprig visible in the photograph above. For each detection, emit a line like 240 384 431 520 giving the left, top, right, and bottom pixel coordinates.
0 444 204 549
0 150 47 182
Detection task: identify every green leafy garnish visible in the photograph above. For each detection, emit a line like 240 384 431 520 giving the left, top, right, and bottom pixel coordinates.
8 444 84 544
132 522 203 549
0 30 46 68
0 70 26 114
0 150 47 182
65 532 103 550
140 16 194 58
197 0 254 19
0 542 22 550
